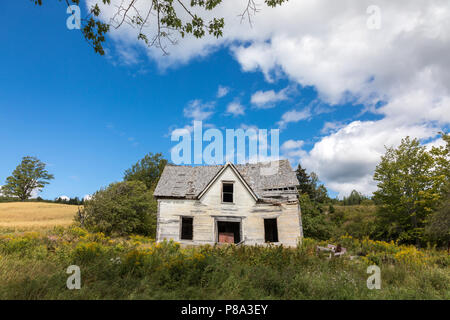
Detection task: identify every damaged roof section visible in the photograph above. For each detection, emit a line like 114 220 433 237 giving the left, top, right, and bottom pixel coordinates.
153 160 299 203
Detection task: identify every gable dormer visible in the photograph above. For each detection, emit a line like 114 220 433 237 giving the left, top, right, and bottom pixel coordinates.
198 163 258 206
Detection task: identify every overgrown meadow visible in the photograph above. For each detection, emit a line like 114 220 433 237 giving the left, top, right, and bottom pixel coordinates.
0 226 448 300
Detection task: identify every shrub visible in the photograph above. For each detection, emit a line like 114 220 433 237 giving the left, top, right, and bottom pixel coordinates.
299 194 333 240
80 181 156 236
0 232 47 259
73 241 105 264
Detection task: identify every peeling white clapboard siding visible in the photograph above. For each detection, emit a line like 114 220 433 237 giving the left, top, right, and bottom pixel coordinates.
157 166 303 247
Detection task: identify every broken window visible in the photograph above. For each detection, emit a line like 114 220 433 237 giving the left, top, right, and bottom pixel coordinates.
222 182 234 203
264 218 279 243
181 217 193 240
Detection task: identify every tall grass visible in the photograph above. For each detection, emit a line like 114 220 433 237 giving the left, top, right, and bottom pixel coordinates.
0 227 448 300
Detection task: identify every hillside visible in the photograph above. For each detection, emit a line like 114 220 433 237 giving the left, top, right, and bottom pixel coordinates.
326 204 378 239
0 202 79 232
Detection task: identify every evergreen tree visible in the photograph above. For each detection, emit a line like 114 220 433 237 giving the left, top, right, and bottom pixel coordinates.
295 164 313 197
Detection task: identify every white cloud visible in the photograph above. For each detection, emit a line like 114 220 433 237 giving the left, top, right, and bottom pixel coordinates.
169 98 217 139
170 124 194 136
425 137 447 150
183 99 215 121
320 121 346 134
277 108 311 129
250 87 289 108
226 101 245 116
281 140 307 165
83 194 92 201
217 85 230 98
115 45 141 65
89 0 450 195
90 0 450 111
239 123 259 131
281 140 305 151
57 195 70 201
300 120 440 197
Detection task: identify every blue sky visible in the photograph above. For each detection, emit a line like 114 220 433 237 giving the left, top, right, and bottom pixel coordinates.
1 1 448 200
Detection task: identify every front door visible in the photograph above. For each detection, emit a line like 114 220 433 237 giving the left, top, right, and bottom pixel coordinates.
217 221 241 244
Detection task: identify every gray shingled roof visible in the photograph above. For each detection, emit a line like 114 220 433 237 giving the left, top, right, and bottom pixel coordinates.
154 160 299 202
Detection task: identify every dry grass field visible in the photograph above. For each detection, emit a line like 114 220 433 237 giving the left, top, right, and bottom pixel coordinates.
0 202 78 232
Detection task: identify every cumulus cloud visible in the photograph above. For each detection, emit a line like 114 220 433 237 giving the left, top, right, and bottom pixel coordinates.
226 101 245 116
300 120 440 197
89 0 450 196
277 108 311 129
168 98 218 139
250 87 289 108
281 140 307 165
424 137 447 150
217 85 230 98
320 121 346 134
183 99 215 121
281 140 305 151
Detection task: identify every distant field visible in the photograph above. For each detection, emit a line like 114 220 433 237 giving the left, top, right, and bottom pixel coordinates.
0 202 79 232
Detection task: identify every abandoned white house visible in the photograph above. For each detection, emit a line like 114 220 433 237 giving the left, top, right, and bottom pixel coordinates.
153 160 303 247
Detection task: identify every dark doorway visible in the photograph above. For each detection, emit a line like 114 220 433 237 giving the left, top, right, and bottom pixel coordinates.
217 221 241 244
181 217 193 240
264 218 279 243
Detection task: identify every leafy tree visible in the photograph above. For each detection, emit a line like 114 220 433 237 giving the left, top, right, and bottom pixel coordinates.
299 194 332 240
373 136 446 245
123 152 167 190
295 164 329 203
426 190 450 251
429 132 450 195
295 164 332 239
31 0 289 55
314 183 329 203
3 156 54 200
425 133 450 249
80 180 156 236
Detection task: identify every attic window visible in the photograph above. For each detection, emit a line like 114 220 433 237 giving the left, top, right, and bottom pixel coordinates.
181 217 193 240
222 182 234 203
